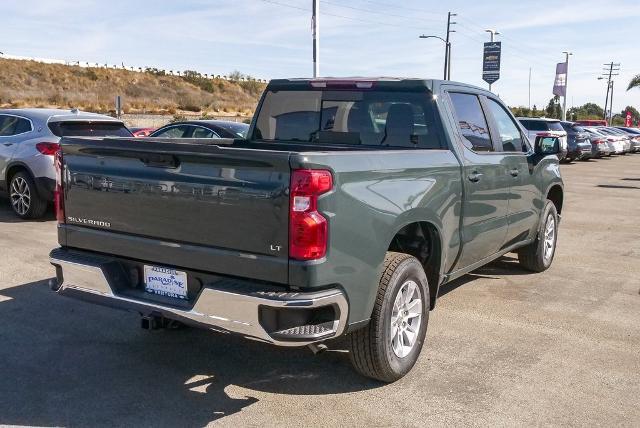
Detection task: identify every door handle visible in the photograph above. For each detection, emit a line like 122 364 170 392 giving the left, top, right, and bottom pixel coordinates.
509 168 519 177
467 171 483 182
2 142 13 147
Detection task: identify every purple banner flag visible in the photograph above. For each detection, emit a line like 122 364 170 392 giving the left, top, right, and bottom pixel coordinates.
553 62 568 97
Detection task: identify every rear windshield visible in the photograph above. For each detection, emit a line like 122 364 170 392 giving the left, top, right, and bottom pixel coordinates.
49 121 133 137
547 121 563 131
519 120 547 131
252 90 444 149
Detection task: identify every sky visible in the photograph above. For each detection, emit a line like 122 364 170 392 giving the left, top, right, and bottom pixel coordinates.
2 0 639 113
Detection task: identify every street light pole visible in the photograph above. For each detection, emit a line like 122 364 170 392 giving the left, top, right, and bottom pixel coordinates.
484 29 500 91
312 0 319 78
419 34 450 80
561 51 572 121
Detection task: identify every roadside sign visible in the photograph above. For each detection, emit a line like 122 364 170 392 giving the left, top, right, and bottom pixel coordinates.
625 111 632 127
115 95 122 119
482 42 501 85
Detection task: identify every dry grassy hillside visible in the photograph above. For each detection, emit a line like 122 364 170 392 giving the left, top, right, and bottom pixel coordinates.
0 58 266 116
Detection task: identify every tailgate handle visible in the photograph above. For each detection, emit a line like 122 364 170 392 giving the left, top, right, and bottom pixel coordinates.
140 154 179 169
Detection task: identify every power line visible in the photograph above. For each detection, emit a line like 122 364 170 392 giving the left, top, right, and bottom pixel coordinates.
352 0 444 17
320 0 443 23
257 0 441 31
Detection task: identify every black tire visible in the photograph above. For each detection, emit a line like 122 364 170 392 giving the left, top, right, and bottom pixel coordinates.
517 200 559 272
8 171 48 219
348 252 429 383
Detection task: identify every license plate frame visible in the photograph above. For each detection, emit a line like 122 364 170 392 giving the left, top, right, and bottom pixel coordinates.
143 265 188 300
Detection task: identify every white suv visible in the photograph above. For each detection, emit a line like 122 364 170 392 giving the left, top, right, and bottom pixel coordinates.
0 109 132 219
517 118 568 161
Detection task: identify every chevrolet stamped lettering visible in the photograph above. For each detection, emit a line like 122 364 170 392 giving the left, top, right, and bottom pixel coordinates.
50 77 564 383
67 216 111 228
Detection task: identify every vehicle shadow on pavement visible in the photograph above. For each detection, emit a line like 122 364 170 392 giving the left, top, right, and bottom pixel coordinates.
0 279 381 427
438 255 529 297
0 198 55 222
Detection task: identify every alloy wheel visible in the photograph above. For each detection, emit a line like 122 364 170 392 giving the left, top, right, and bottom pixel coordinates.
543 214 556 263
10 176 31 216
390 280 422 358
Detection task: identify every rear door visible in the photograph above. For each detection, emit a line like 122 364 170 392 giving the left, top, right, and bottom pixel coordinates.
484 97 539 246
446 91 509 268
0 115 31 182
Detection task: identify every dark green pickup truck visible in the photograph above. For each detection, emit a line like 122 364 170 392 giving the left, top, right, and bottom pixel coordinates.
49 78 563 382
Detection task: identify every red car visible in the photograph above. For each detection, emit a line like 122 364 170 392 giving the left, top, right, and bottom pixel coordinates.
575 119 607 127
129 127 155 137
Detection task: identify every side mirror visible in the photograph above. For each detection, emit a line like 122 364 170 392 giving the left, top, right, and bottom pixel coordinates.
534 135 560 155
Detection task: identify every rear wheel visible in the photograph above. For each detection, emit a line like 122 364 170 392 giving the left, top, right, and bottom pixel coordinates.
517 200 559 272
9 171 48 219
348 252 429 383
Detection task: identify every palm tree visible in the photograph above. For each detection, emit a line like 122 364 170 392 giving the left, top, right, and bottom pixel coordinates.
627 75 640 91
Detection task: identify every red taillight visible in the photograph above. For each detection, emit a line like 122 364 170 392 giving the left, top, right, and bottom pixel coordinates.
36 142 60 156
289 169 333 260
54 149 65 224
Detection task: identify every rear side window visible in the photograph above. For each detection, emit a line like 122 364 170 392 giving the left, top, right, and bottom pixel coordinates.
448 92 493 152
191 126 219 138
49 121 132 137
486 98 526 152
151 125 191 138
0 115 31 136
253 90 444 149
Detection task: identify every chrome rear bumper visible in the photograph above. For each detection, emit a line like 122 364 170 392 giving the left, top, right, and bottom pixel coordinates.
50 249 348 347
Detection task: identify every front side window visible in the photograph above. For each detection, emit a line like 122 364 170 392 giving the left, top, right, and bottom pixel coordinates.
448 92 493 152
486 98 526 152
253 90 443 149
151 125 191 138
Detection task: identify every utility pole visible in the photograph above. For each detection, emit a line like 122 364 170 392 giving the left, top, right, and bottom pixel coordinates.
561 51 572 121
528 67 531 111
609 80 615 124
485 29 500 91
444 12 456 80
601 62 620 122
312 0 319 78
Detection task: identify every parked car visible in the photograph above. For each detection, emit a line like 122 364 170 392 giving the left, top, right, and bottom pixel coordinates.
0 108 133 219
585 132 612 158
559 121 592 161
50 77 564 383
583 127 622 155
518 118 568 161
596 127 631 154
149 120 250 139
608 127 640 153
130 127 155 137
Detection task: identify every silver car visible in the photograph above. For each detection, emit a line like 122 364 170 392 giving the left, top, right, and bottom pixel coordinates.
0 109 132 219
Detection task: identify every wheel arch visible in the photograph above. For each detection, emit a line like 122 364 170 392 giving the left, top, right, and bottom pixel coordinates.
546 184 564 215
387 220 444 310
5 161 34 184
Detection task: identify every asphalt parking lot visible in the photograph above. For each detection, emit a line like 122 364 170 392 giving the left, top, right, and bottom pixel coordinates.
0 155 639 427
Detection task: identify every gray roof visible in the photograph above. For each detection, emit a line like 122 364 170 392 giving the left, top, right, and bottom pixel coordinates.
0 108 122 124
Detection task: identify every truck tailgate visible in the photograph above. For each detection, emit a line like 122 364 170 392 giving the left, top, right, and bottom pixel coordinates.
60 138 292 284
